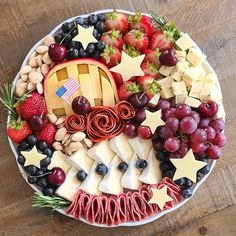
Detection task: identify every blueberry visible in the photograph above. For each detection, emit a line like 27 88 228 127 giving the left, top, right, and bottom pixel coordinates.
17 155 25 165
136 159 148 170
184 178 193 188
54 33 64 43
76 170 87 181
197 173 202 182
75 17 84 25
61 22 74 33
95 21 106 33
69 41 82 50
78 48 88 58
63 33 73 44
37 177 48 188
42 186 55 196
155 150 169 162
20 141 30 151
27 176 38 184
26 165 38 175
199 165 210 175
200 157 209 163
83 18 89 26
93 51 101 60
40 157 51 168
37 141 48 151
36 169 45 176
43 148 53 157
88 14 98 26
86 43 96 54
93 28 101 40
71 28 78 38
175 178 186 188
96 40 106 52
181 188 192 198
118 162 128 172
95 164 108 175
98 13 107 22
67 48 79 60
160 160 175 172
162 169 175 179
16 146 22 155
27 134 37 146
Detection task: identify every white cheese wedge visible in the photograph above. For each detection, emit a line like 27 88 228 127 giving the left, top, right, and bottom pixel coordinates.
109 133 133 163
148 93 161 107
128 136 152 160
79 74 95 106
175 91 187 104
121 153 142 190
189 81 204 99
215 105 226 119
187 48 206 66
159 65 175 76
101 76 115 106
183 65 206 85
67 148 94 173
161 87 174 99
172 81 187 95
87 140 115 166
184 96 201 108
56 167 81 201
158 76 173 89
99 155 123 195
139 149 162 184
175 33 195 51
48 151 70 173
79 162 103 195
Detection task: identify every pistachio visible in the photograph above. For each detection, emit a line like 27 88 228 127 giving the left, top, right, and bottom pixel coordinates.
41 64 49 76
47 113 57 124
62 133 71 145
20 65 32 75
71 132 86 142
27 82 36 91
68 141 83 152
43 35 55 46
36 55 43 67
42 52 52 65
64 138 72 147
29 72 43 84
29 51 37 60
36 83 43 94
64 146 72 156
36 45 48 54
29 57 38 68
55 127 67 141
16 82 28 97
82 138 93 148
21 74 28 82
52 142 63 151
55 116 66 128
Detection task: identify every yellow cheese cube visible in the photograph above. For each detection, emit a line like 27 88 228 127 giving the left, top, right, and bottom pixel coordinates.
183 65 206 85
175 91 187 104
184 96 201 108
189 81 204 99
175 33 195 51
161 87 174 99
158 76 173 89
187 48 206 66
172 81 187 95
159 65 175 76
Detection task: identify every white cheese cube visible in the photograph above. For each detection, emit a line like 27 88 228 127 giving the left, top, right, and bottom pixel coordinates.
158 76 173 89
200 82 214 102
172 71 183 81
161 87 174 99
175 33 195 51
184 96 201 108
189 81 204 99
214 105 226 119
148 93 161 107
175 91 187 104
209 87 223 104
183 65 206 85
159 65 175 76
109 133 133 163
56 167 81 201
172 81 187 95
176 50 186 59
187 48 206 66
99 156 123 195
48 151 70 173
204 74 215 85
139 149 162 184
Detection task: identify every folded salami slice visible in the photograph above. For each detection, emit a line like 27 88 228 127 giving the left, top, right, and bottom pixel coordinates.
117 193 129 223
126 192 143 222
105 196 118 226
84 195 101 223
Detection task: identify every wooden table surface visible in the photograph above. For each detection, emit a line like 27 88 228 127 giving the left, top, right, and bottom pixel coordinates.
0 0 236 235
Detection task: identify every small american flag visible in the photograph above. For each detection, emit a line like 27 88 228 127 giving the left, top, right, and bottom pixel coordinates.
56 78 80 101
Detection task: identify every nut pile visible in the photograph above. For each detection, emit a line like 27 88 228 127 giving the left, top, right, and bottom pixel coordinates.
16 35 55 96
47 113 93 156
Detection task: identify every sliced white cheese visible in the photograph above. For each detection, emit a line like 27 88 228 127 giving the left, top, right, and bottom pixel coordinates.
67 148 94 173
48 151 70 173
161 87 174 99
175 91 187 104
189 80 204 99
79 162 103 195
184 96 201 108
99 155 123 195
175 33 195 51
172 81 187 95
159 65 175 76
148 93 161 107
56 167 81 201
121 153 142 190
128 136 152 160
139 149 162 184
87 140 115 166
187 48 206 66
109 133 133 163
183 65 206 85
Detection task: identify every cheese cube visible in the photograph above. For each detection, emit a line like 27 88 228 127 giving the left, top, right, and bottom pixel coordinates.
214 105 226 119
184 96 201 108
148 93 161 107
175 91 187 104
183 65 206 85
176 50 186 59
187 48 206 66
200 82 214 102
172 81 187 95
209 87 223 104
189 81 204 99
159 65 175 76
161 87 174 99
204 74 215 85
48 151 70 173
158 76 173 89
175 33 195 51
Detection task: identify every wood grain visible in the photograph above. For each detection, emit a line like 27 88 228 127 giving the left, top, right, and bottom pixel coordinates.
0 0 236 235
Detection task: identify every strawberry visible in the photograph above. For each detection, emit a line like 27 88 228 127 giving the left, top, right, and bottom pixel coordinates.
123 45 140 58
101 30 124 49
118 81 142 100
105 10 128 34
16 92 47 121
143 48 161 65
128 12 153 36
101 45 121 68
7 120 32 143
123 30 149 52
137 75 161 99
149 30 173 51
36 123 57 145
141 62 161 79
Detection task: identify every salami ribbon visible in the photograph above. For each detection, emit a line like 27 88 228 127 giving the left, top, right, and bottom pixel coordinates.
65 114 86 133
86 106 125 143
115 101 136 120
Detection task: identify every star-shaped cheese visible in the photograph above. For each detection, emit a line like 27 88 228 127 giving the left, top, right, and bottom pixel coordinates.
110 51 145 82
72 25 97 49
148 186 173 210
21 146 47 168
141 110 165 133
170 149 207 183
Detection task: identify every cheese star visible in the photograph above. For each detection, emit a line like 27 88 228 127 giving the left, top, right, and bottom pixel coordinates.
72 25 97 49
110 51 145 82
148 186 173 210
141 109 165 133
21 146 47 168
170 149 207 183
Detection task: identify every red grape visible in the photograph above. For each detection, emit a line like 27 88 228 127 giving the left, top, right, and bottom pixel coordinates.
204 126 216 140
180 117 197 134
209 119 225 134
212 133 227 147
198 118 210 128
175 104 191 119
165 117 179 132
190 111 200 124
137 126 152 139
190 128 207 143
199 101 218 118
176 141 189 157
135 109 146 123
156 99 171 111
123 123 137 138
165 108 176 119
164 137 180 152
158 126 173 139
190 142 204 153
206 145 222 159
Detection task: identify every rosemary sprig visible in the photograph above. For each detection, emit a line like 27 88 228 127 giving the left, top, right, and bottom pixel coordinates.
32 192 70 210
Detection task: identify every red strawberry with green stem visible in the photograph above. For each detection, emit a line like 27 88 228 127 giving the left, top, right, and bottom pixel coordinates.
100 45 121 68
128 12 153 36
101 30 124 49
141 62 161 79
36 123 57 146
123 45 141 58
105 10 128 34
149 30 173 51
118 81 142 100
123 30 149 52
143 48 161 65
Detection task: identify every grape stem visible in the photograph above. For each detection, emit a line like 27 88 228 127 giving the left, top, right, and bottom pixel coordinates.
19 171 52 178
59 20 77 45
